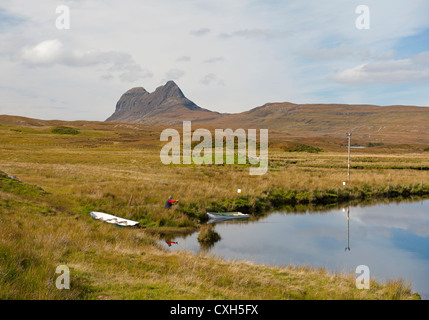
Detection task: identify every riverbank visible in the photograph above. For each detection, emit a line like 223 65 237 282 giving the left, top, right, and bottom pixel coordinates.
0 168 425 300
0 178 421 299
178 183 429 223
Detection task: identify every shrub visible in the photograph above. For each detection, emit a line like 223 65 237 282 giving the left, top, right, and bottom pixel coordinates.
51 127 80 135
284 144 323 153
366 142 384 147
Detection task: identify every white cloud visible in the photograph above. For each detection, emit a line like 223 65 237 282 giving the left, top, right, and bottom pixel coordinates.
19 39 153 82
200 73 224 86
117 65 153 83
349 202 429 238
190 28 211 37
219 29 290 40
300 44 395 62
200 73 217 85
20 39 63 65
203 57 225 63
165 68 185 80
332 52 429 84
176 56 191 62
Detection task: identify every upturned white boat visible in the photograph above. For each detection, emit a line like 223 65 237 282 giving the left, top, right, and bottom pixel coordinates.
90 211 139 227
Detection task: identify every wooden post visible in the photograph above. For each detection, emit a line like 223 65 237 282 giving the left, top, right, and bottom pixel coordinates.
347 133 352 182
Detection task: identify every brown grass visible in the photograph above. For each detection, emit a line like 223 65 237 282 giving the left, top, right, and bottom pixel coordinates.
0 117 426 299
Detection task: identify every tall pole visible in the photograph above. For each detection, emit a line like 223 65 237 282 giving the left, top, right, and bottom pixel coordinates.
347 133 352 182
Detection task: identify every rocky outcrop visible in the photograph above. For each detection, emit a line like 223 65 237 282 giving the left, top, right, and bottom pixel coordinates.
106 81 212 124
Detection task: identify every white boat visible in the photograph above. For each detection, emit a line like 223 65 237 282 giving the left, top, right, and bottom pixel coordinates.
207 211 249 222
90 211 139 227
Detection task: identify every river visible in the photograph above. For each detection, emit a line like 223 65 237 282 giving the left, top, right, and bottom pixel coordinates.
164 199 429 299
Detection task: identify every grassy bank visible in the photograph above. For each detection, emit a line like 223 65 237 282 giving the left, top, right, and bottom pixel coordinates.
0 172 420 299
1 122 428 299
182 183 429 222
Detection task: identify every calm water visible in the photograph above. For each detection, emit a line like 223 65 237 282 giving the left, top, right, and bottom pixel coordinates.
164 199 429 299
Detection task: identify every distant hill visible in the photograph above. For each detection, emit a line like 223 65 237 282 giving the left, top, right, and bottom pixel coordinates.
105 81 429 144
0 81 427 146
214 102 429 144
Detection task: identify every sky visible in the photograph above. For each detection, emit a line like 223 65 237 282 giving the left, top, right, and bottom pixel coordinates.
1 0 429 121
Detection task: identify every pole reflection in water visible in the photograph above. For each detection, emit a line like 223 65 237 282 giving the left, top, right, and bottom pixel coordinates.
165 200 429 299
345 206 350 252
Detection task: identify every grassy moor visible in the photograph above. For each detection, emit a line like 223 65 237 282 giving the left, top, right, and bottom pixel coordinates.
0 113 427 299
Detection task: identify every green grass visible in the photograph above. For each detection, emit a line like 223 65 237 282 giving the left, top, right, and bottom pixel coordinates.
0 171 47 198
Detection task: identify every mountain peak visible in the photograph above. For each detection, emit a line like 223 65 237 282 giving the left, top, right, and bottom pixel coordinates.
106 81 206 123
124 87 149 95
153 80 184 99
165 80 178 87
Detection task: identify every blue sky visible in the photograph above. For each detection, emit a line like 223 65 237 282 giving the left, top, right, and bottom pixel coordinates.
394 28 429 58
0 0 429 121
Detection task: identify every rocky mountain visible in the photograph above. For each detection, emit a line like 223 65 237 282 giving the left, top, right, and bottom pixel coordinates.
105 81 219 125
105 81 429 144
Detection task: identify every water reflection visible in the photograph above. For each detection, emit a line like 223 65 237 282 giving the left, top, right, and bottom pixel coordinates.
164 198 429 299
197 224 222 251
345 206 351 252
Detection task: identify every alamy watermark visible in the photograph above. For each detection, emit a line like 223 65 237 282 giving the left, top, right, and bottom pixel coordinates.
160 121 269 175
56 5 70 30
356 5 370 30
356 265 370 289
55 265 70 289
